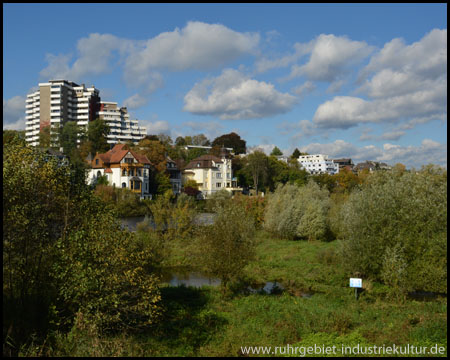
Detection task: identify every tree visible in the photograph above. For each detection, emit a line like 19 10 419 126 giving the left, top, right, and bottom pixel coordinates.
87 118 110 154
196 201 256 291
270 146 283 156
175 136 187 146
192 133 210 146
245 150 269 194
264 181 331 241
340 166 447 293
155 172 172 195
291 148 301 159
3 129 26 147
185 147 208 163
60 121 79 156
38 125 51 148
212 132 246 155
157 134 173 147
137 138 167 172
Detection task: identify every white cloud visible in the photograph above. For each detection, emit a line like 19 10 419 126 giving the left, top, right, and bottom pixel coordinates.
292 81 315 97
255 41 312 73
283 34 374 83
278 119 318 141
40 33 134 82
315 28 447 132
39 22 259 95
313 77 446 129
183 68 297 120
123 21 259 88
246 144 276 155
359 29 447 82
299 139 447 168
123 93 150 109
182 120 224 140
3 96 26 130
140 119 170 135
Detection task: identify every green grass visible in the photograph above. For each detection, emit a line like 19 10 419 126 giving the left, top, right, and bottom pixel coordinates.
33 230 447 357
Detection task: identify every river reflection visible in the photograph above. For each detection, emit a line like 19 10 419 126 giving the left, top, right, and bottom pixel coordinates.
120 213 215 232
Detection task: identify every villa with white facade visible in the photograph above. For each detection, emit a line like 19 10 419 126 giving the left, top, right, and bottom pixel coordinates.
182 152 241 198
87 143 153 199
297 154 339 175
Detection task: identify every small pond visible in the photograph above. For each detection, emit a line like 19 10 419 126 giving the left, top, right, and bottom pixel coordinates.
159 267 314 297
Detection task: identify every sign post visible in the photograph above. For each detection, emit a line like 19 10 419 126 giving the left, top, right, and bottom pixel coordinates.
349 278 362 300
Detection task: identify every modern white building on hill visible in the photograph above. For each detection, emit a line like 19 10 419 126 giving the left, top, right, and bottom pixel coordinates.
297 154 339 175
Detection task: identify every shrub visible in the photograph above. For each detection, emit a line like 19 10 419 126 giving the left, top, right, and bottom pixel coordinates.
264 181 331 241
204 189 232 212
196 201 256 290
147 190 196 241
339 166 447 293
53 202 162 332
232 193 267 228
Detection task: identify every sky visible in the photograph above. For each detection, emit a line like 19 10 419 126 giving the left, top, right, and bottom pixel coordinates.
3 3 447 168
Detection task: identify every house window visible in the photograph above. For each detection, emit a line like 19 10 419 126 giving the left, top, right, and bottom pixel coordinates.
97 170 101 177
216 173 222 179
95 159 99 165
122 182 126 188
216 183 221 188
138 169 141 176
122 169 127 176
130 169 134 176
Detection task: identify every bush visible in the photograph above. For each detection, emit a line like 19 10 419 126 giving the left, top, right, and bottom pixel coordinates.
53 201 162 332
196 201 256 290
339 166 447 293
204 189 232 212
232 193 266 228
147 190 196 241
264 181 331 241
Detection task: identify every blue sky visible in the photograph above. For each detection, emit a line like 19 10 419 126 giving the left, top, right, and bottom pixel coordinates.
3 3 447 168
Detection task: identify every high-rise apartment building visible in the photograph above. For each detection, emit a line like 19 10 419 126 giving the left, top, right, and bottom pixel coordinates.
97 101 147 145
25 79 147 147
25 80 100 146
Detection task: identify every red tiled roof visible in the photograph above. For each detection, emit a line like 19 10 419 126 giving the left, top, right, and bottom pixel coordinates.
104 168 113 173
93 144 152 166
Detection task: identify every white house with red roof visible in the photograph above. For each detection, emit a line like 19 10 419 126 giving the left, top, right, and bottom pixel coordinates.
87 143 153 199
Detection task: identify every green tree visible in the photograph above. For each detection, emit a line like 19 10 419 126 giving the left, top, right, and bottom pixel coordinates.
155 172 172 195
245 150 269 194
192 133 210 146
264 181 331 241
175 136 187 146
291 148 301 159
3 129 26 147
87 118 110 154
60 121 79 156
185 147 208 163
38 125 51 148
137 138 167 172
212 132 246 155
339 166 447 293
270 146 283 156
196 201 256 291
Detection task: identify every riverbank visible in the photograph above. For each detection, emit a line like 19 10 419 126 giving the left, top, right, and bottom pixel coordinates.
40 230 447 357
